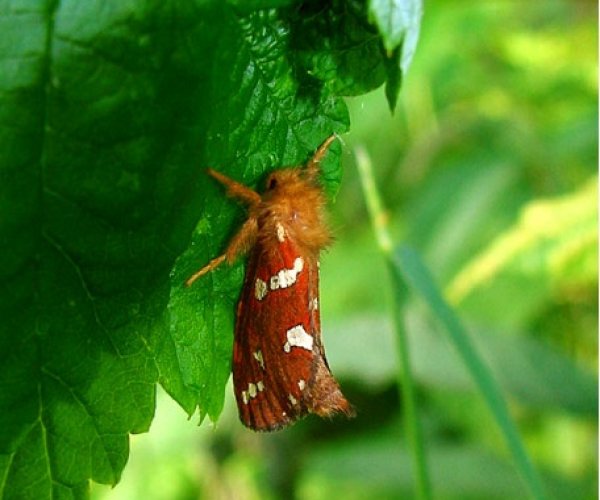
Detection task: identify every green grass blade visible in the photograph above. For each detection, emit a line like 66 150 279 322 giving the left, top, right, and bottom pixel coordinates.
387 261 433 500
392 246 548 500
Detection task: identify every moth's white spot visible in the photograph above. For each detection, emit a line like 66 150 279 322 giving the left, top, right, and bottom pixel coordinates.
253 350 265 370
255 278 268 300
282 411 287 417
276 222 286 242
298 379 306 391
270 257 304 290
248 383 257 398
283 341 291 353
293 257 304 273
310 298 319 311
242 391 249 405
275 269 292 288
288 394 298 406
270 275 280 290
257 380 265 392
286 325 313 351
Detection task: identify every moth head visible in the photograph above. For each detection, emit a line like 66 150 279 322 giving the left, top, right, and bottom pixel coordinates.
260 167 329 254
263 136 334 196
262 165 325 223
263 168 312 198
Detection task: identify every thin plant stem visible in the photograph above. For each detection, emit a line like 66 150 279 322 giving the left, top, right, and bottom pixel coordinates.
355 145 432 500
355 144 547 500
394 246 548 500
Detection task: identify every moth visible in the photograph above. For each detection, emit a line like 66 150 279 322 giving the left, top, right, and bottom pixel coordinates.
186 136 354 431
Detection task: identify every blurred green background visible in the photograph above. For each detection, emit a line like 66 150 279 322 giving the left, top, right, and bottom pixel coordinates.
92 1 597 499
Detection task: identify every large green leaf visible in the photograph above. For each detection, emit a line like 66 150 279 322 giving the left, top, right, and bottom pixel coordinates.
0 0 412 497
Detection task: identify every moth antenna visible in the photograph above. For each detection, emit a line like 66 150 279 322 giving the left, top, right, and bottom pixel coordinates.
305 135 337 180
207 168 261 207
185 254 226 287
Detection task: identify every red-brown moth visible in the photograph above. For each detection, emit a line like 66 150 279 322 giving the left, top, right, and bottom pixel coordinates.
186 136 354 431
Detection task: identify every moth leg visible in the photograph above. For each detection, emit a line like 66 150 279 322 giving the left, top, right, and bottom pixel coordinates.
305 135 337 180
185 254 226 286
186 217 258 287
222 217 258 264
207 168 261 207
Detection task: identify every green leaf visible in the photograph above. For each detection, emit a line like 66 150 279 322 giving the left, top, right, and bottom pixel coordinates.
0 1 386 497
368 0 422 111
0 0 206 495
286 1 387 97
369 0 422 53
226 0 297 12
0 0 423 495
382 44 403 113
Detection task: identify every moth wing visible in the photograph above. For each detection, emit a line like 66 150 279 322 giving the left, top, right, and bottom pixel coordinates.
233 238 348 431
